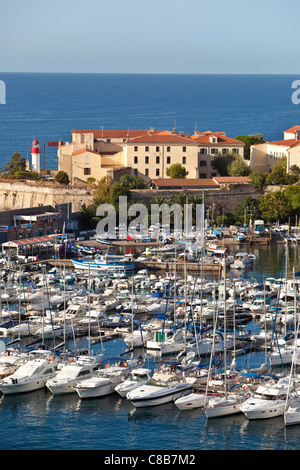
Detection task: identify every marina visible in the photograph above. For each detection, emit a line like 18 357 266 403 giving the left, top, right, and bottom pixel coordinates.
1 234 300 450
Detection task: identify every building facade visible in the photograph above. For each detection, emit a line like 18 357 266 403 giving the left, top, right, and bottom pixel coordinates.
250 126 300 173
58 128 245 183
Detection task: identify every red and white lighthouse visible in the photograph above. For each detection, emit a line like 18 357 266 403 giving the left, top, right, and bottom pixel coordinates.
31 136 40 173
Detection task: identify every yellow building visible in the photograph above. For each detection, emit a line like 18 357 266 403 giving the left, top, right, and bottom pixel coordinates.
250 126 300 173
58 128 245 183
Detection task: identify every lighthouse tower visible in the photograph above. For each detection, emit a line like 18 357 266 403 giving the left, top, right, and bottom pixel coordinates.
31 137 41 173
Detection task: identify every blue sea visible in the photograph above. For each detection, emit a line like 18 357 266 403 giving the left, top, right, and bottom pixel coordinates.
1 73 300 169
0 74 300 453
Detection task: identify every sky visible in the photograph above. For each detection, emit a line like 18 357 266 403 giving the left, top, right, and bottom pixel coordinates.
1 0 300 74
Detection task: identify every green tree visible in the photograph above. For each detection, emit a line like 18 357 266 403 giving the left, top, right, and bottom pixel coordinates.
212 153 236 176
235 134 265 160
259 190 292 222
166 163 189 179
265 156 298 186
55 170 70 185
234 196 261 225
119 174 146 189
227 156 250 176
4 152 27 174
249 171 268 190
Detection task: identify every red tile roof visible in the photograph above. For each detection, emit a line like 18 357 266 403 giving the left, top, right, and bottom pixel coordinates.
191 131 244 146
151 178 219 188
128 131 197 145
213 176 250 184
284 126 300 134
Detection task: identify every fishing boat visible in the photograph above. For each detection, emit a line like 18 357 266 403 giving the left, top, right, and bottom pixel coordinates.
71 253 135 273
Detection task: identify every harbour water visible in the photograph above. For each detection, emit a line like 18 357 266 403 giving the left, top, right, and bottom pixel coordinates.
0 243 300 451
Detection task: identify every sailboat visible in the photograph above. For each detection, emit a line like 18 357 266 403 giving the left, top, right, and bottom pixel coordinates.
204 264 248 418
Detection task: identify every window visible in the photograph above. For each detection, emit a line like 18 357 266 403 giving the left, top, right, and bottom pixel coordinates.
200 160 207 167
106 138 111 143
167 146 171 152
167 156 171 164
222 148 227 155
145 156 149 164
156 169 160 176
200 173 206 178
182 146 186 152
134 146 138 151
134 156 138 164
211 173 217 177
85 156 89 164
145 146 149 152
211 148 216 154
182 156 186 164
156 156 160 164
134 169 138 176
199 148 207 154
145 168 149 176
156 146 160 152
84 168 91 175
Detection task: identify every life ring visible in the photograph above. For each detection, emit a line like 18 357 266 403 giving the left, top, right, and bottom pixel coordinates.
105 364 110 369
242 384 248 391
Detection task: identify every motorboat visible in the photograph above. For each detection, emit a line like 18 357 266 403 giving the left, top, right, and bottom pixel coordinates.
146 328 189 355
115 368 152 397
34 323 76 340
230 252 255 270
74 359 140 399
175 390 222 410
0 351 60 394
126 368 193 407
240 377 298 420
46 354 104 395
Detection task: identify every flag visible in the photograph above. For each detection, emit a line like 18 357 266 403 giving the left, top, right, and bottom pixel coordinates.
47 141 59 146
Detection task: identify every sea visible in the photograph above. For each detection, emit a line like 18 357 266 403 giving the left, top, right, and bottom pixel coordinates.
0 74 300 454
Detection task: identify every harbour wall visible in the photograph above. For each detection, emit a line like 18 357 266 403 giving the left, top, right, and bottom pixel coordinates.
0 181 277 215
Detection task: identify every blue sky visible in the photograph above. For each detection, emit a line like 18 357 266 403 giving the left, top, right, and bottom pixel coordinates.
1 0 300 73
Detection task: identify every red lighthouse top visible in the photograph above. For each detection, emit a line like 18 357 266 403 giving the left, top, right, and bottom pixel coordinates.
32 137 40 154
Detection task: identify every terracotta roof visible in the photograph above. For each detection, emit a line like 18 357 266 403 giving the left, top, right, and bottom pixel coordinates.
213 176 250 184
72 149 100 156
190 131 244 146
265 139 300 147
151 178 219 188
71 130 148 139
128 131 197 145
284 126 300 134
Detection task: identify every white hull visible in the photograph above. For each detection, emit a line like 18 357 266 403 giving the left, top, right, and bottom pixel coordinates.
205 397 244 418
284 402 300 426
75 377 121 399
0 377 49 394
175 391 221 410
128 383 192 408
241 397 297 420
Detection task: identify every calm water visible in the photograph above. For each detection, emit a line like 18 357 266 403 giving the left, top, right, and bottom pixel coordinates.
1 73 300 451
0 73 300 169
0 243 300 451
